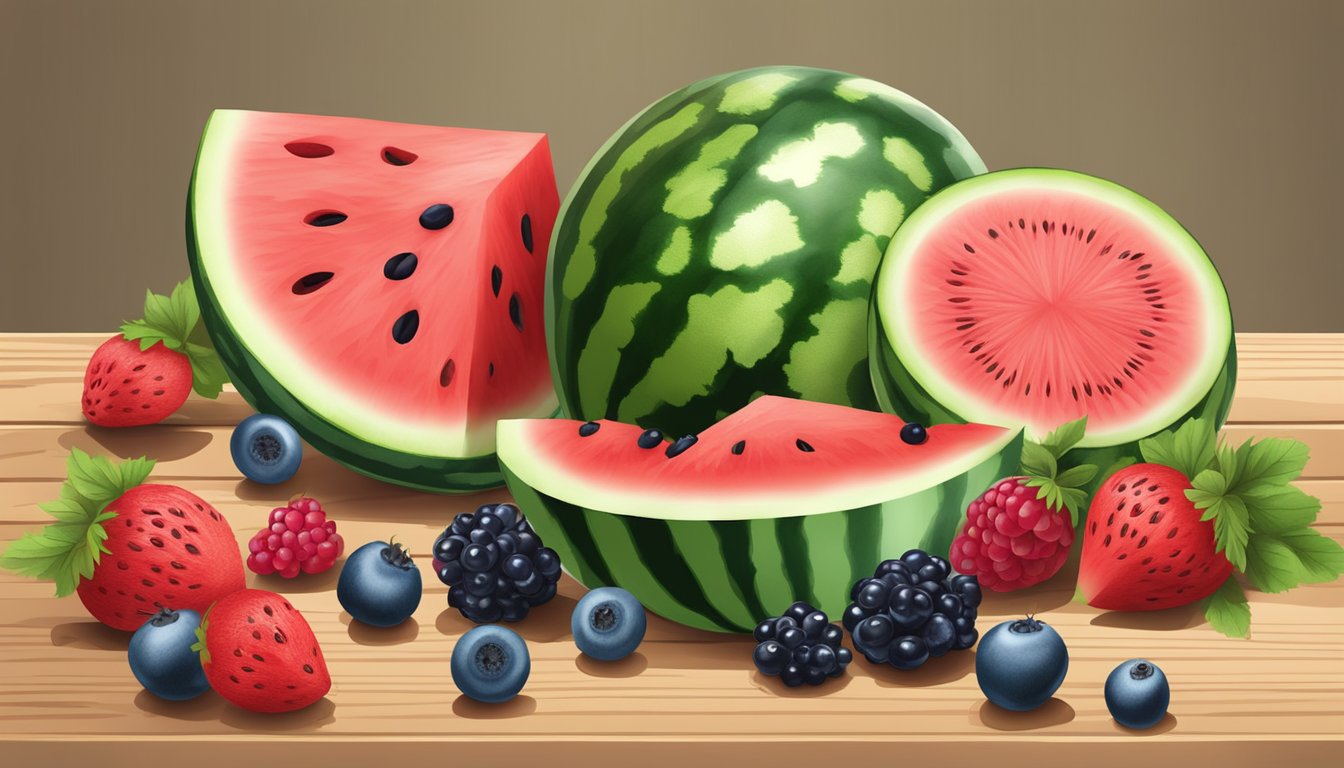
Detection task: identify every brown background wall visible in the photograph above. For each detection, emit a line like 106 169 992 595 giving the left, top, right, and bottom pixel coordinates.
1 0 1340 331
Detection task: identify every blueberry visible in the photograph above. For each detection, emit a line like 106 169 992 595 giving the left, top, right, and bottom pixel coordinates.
451 625 530 703
753 618 778 643
572 587 646 661
337 540 422 627
855 615 895 649
922 614 956 657
128 608 209 701
777 627 805 649
900 549 932 572
888 635 929 670
842 604 867 632
888 586 933 629
899 422 928 445
1105 659 1170 729
951 574 982 607
856 580 890 611
230 413 302 484
976 616 1069 711
753 641 790 676
936 593 964 618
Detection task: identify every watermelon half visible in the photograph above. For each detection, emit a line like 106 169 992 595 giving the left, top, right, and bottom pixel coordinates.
188 110 559 492
497 396 1022 632
871 168 1235 479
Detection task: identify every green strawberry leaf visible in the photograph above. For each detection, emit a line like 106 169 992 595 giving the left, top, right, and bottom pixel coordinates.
1244 534 1306 594
119 279 227 399
1055 464 1098 489
1019 442 1057 479
1203 577 1251 639
1230 437 1309 494
1277 528 1344 584
0 449 155 597
1140 419 1215 479
1245 485 1321 535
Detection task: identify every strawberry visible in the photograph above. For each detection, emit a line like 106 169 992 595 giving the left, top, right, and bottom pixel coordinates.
82 279 228 427
949 417 1097 591
192 589 331 713
0 449 245 631
1076 419 1342 639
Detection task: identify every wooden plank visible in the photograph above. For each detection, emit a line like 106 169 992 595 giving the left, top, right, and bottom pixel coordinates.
1 333 1341 425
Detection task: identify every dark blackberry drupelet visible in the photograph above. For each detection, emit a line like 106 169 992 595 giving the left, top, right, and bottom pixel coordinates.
845 549 980 669
752 601 853 687
431 503 562 623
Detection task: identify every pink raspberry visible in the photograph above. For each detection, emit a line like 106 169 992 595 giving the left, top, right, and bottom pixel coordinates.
949 478 1073 592
246 496 343 579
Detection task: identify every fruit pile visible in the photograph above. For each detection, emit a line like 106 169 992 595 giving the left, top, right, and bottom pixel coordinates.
1 63 1341 728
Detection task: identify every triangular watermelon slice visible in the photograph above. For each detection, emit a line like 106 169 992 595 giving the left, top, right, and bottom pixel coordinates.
497 396 1022 632
188 110 559 492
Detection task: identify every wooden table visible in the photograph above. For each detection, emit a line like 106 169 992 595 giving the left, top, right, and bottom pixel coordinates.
1 333 1340 766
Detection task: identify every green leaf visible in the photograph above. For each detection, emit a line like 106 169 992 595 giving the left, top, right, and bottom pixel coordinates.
1245 485 1321 535
183 341 228 399
1138 429 1177 469
1055 464 1098 489
1205 494 1251 570
1244 535 1305 593
1019 442 1058 480
1171 418 1216 479
1230 437 1309 493
1039 416 1088 460
1203 578 1251 639
1277 529 1344 584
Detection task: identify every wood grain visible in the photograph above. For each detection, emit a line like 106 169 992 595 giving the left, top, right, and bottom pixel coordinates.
0 333 1341 766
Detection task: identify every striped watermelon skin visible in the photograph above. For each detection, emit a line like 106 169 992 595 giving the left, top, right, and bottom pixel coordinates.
548 66 985 437
500 433 1022 634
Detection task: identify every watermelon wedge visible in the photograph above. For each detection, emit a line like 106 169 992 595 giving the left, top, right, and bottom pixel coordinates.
497 396 1022 632
188 110 560 492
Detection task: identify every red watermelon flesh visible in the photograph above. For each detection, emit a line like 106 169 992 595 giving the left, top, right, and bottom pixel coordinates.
189 111 559 490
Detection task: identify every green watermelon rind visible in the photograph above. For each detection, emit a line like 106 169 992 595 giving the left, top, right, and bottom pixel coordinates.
547 65 987 437
869 168 1237 488
498 427 1023 633
185 112 508 494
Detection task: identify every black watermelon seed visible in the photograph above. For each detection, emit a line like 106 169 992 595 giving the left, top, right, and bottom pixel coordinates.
419 204 454 230
491 265 502 296
305 211 347 227
795 438 814 453
392 310 419 344
488 362 494 377
521 214 534 253
731 440 746 455
665 434 698 458
509 293 523 331
439 359 455 387
384 252 417 280
291 272 334 295
285 141 334 158
900 423 928 445
578 421 600 437
637 429 663 449
381 146 418 166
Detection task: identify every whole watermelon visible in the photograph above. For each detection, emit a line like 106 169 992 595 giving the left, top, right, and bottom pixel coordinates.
549 66 986 435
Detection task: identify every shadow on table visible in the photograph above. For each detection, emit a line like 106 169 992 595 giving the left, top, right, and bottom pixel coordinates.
861 648 976 688
218 696 337 732
1089 603 1205 631
48 619 130 651
1111 711 1178 735
62 426 214 462
749 669 852 697
134 689 227 721
576 651 648 678
973 697 1075 730
249 565 344 594
434 594 578 643
342 613 420 645
451 694 537 719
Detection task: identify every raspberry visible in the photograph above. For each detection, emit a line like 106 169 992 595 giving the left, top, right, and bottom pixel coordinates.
949 478 1073 592
246 497 343 579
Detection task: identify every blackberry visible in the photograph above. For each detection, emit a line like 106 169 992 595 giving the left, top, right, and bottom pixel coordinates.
432 503 562 623
846 548 980 669
752 601 852 687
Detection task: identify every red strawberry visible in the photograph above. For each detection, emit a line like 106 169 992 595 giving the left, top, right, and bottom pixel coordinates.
193 589 331 713
949 417 1097 592
0 449 245 631
81 279 228 427
83 336 192 426
1078 463 1233 611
